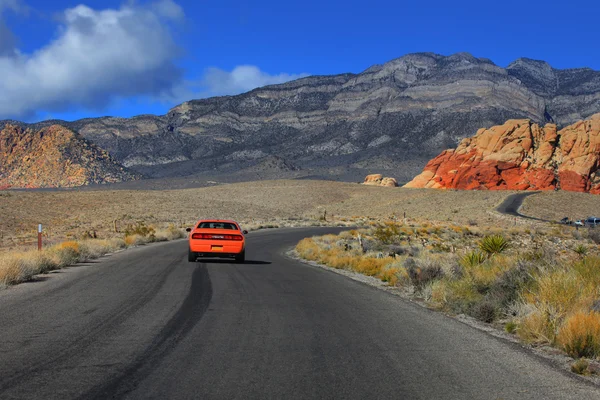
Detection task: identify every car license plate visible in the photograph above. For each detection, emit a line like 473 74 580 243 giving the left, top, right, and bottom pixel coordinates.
211 245 223 251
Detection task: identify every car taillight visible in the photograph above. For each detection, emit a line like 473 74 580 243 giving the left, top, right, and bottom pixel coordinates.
191 233 243 241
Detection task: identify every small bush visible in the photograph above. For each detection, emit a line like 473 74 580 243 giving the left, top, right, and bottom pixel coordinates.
505 321 517 334
471 301 498 323
460 250 486 268
571 358 590 375
479 235 509 256
377 267 400 286
573 244 588 257
406 260 444 290
155 224 185 241
373 223 402 245
123 221 156 239
487 261 535 309
558 311 600 358
435 279 483 315
588 229 600 245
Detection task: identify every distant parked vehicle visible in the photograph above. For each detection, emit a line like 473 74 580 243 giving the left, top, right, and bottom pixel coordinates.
560 217 572 225
574 220 585 227
585 217 600 227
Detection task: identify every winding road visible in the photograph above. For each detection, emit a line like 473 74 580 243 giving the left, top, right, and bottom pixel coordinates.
0 227 597 399
496 191 554 222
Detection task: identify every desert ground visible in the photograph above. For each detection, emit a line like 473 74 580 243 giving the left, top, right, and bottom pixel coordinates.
1 179 599 252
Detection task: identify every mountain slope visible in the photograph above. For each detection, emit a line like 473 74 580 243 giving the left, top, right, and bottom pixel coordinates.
404 114 600 193
3 52 600 183
0 125 139 188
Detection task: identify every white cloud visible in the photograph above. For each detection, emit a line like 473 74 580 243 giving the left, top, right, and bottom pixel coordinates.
199 65 309 97
0 0 27 57
0 0 26 13
0 0 185 119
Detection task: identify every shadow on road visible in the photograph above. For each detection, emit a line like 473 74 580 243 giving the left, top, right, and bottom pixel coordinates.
199 259 272 265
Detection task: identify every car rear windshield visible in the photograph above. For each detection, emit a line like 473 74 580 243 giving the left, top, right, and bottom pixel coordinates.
198 222 239 230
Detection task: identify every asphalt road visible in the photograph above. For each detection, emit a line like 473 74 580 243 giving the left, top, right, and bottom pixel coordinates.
496 191 551 222
1 227 598 399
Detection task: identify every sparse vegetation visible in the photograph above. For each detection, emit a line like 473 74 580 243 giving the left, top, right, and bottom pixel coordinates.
295 219 600 364
0 225 185 288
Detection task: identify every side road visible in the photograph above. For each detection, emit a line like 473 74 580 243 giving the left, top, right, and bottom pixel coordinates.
496 191 553 222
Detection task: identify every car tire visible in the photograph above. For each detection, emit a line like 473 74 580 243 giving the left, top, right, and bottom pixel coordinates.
235 250 245 264
188 250 197 263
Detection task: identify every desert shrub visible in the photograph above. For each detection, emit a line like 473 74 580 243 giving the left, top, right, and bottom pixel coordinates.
155 224 185 241
571 358 590 375
460 250 486 268
376 267 400 286
406 259 444 290
0 253 37 285
385 244 408 256
354 257 389 277
572 257 600 287
573 244 588 257
433 279 483 315
479 235 509 256
518 268 596 344
123 221 156 239
518 308 556 344
373 223 402 245
360 239 376 253
296 238 321 261
558 311 600 358
505 320 517 334
588 229 600 245
487 261 535 308
520 245 557 267
471 301 498 323
48 241 82 267
407 246 421 257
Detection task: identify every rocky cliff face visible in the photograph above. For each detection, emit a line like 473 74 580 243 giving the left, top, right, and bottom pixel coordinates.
3 52 600 183
404 114 600 193
0 125 138 188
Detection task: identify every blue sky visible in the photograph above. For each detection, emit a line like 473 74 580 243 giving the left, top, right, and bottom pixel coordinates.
1 0 599 122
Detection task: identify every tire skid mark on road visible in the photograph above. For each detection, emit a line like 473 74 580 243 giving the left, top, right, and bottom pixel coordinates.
81 262 213 399
0 255 183 394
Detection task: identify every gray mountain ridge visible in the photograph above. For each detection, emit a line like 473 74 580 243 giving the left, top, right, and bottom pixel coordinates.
3 51 600 184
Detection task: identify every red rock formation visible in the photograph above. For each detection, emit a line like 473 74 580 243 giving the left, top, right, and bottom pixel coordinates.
0 124 139 188
404 114 600 193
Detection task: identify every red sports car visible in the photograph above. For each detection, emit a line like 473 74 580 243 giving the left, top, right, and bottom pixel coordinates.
186 219 247 263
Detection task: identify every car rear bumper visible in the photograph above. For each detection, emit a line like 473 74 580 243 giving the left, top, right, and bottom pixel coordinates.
189 242 245 254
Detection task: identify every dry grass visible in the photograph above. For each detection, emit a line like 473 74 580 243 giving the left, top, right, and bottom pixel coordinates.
0 228 184 288
0 180 518 251
558 311 600 358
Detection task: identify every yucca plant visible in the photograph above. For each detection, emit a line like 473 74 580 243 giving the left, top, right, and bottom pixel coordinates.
479 235 509 256
573 244 588 258
460 250 487 267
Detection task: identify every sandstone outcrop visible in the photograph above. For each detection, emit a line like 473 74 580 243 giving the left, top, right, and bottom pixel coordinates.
404 114 600 193
0 124 139 189
363 174 398 187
